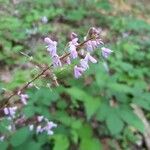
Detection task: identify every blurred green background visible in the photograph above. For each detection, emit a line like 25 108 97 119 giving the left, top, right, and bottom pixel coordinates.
0 0 150 149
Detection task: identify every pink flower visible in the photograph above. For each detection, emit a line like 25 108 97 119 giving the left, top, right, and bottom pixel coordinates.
9 107 17 117
69 38 78 59
44 121 57 135
44 37 57 57
85 53 97 63
69 44 78 59
4 106 17 117
74 65 85 78
85 39 103 52
80 59 89 70
47 121 57 129
85 40 93 52
4 108 9 115
52 54 62 67
101 47 113 58
20 94 28 105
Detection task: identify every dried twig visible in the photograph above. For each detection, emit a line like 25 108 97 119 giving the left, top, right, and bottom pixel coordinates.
132 104 150 150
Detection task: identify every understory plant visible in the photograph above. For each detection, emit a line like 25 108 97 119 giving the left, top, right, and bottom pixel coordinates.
0 27 113 149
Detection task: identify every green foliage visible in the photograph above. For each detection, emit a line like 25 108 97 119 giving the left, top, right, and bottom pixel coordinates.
10 127 30 147
53 135 69 150
106 111 124 135
1 0 150 149
66 87 101 119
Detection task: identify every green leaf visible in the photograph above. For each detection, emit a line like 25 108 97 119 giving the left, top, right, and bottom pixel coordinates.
119 106 144 132
23 105 35 118
29 87 59 105
106 112 124 135
0 142 8 150
133 97 150 111
66 7 85 21
108 83 133 94
66 87 101 119
53 135 69 150
96 102 111 121
24 141 41 150
84 98 101 120
79 138 102 150
78 124 92 139
10 127 30 147
66 87 88 102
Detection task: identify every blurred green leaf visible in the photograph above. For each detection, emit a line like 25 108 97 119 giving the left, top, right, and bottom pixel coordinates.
53 135 69 150
106 112 124 135
119 106 144 133
79 138 102 150
10 127 30 147
0 142 8 150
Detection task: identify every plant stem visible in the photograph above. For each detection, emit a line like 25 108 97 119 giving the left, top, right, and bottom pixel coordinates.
1 37 93 109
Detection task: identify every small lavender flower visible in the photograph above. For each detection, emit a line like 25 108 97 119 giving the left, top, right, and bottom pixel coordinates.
20 94 28 105
52 54 62 67
44 121 57 135
4 106 17 118
85 53 97 63
44 37 57 57
69 44 78 59
9 107 17 117
80 59 89 70
74 65 85 78
85 40 102 52
4 108 9 115
69 38 78 59
47 121 57 128
101 47 113 58
85 40 94 52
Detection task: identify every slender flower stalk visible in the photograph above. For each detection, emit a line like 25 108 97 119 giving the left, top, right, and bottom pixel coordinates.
2 27 113 109
0 27 113 142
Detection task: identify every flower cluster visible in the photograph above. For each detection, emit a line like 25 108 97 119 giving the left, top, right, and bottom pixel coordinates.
29 115 57 135
4 106 17 118
1 93 57 141
44 38 62 67
44 27 113 79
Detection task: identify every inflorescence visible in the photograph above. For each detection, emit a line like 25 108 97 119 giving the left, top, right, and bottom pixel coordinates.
44 27 112 79
1 27 112 141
